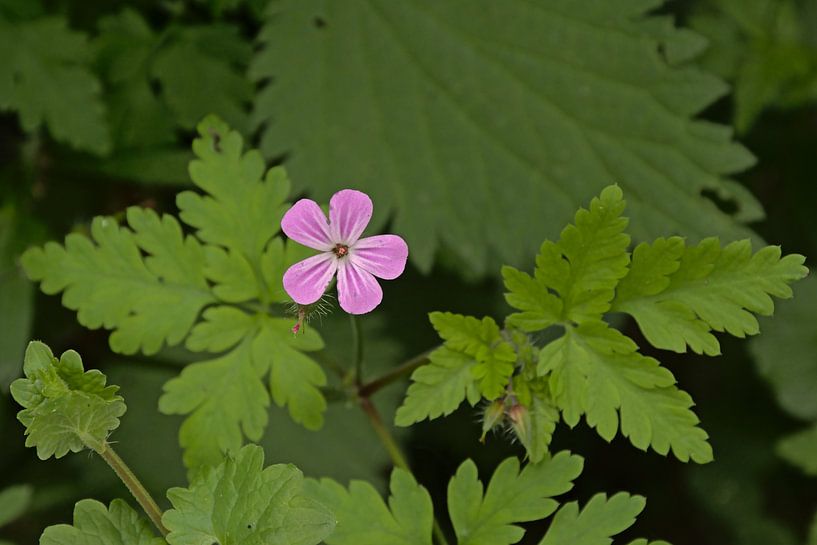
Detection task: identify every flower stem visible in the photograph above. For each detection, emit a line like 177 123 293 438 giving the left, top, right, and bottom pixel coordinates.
99 444 168 537
350 314 364 384
358 348 436 398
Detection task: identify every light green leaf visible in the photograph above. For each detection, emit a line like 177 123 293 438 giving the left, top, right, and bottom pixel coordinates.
252 0 759 274
159 337 268 468
0 16 109 153
305 468 433 545
21 210 215 356
428 312 515 399
10 342 126 458
161 315 327 468
259 237 315 303
394 347 480 426
750 275 817 420
511 395 560 464
540 322 712 463
40 499 163 545
505 185 630 325
204 246 260 303
178 116 290 259
448 451 583 545
778 424 817 476
253 315 327 430
538 493 646 545
163 445 334 545
612 238 807 355
0 485 32 527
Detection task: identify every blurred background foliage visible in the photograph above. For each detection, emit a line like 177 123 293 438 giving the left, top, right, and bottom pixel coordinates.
0 0 816 543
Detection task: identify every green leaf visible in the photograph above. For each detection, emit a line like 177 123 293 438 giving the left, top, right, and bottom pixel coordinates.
778 424 817 476
305 468 433 545
750 275 817 420
0 16 110 153
505 185 630 326
10 341 126 458
151 25 252 132
178 116 290 259
163 444 334 545
252 0 759 274
540 322 712 463
0 209 33 390
510 395 560 464
612 238 807 355
448 451 583 545
161 315 327 468
0 485 32 527
809 510 817 545
428 312 516 399
691 0 817 133
538 493 646 545
394 347 480 426
40 499 163 545
21 209 215 356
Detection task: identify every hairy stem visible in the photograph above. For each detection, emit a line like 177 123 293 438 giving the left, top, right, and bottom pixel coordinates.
99 444 168 537
358 348 436 398
350 314 364 384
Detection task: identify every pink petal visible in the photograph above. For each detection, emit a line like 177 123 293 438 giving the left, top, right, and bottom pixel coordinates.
350 235 409 280
337 260 383 315
329 189 372 245
283 253 338 305
281 199 333 251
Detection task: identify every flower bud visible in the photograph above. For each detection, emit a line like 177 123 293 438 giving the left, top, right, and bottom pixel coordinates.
480 399 506 443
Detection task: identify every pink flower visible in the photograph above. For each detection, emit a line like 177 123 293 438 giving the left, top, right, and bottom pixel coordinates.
281 189 409 315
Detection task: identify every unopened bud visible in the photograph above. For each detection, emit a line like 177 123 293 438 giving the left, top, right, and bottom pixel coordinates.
508 403 531 448
480 399 506 443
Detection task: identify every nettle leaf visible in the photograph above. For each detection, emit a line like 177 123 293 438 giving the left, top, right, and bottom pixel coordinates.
0 484 32 527
0 16 110 153
163 445 335 545
40 499 163 545
691 0 817 133
427 312 516 399
540 322 712 463
252 0 760 274
306 468 434 545
160 313 326 468
750 275 817 420
612 237 808 356
538 493 647 545
309 451 583 545
505 185 630 327
394 347 480 427
10 341 125 458
22 209 215 356
448 452 583 545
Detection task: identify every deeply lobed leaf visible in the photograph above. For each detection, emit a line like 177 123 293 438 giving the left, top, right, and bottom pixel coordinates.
538 492 647 545
10 342 126 458
40 499 164 545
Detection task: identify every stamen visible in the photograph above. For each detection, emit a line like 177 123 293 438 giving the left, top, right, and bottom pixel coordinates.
333 243 349 258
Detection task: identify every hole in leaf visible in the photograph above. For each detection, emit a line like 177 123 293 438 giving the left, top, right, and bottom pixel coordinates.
313 16 326 28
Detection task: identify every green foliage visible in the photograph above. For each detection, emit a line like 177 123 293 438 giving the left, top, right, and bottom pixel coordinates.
538 493 649 545
691 0 817 132
10 341 125 458
0 485 32 527
23 117 329 469
778 424 817 476
447 452 583 545
252 0 760 274
306 467 433 545
39 499 163 545
0 15 109 154
309 450 664 545
399 185 806 463
163 444 334 545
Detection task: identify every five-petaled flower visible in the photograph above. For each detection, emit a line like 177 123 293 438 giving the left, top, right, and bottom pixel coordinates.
281 189 409 315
